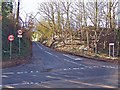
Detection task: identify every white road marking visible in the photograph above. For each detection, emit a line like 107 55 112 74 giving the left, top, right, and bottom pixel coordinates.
101 65 117 69
35 82 39 84
56 67 86 72
36 42 117 70
9 71 38 75
63 69 67 70
73 68 80 70
80 68 85 69
36 71 39 73
36 42 55 57
54 55 59 58
63 79 117 88
46 75 56 79
30 71 33 73
30 82 34 84
75 58 82 60
68 68 71 70
63 54 117 69
39 84 52 88
17 72 23 74
63 54 75 60
93 66 98 68
63 59 83 66
36 43 43 50
4 82 27 86
45 51 53 56
63 54 83 61
2 75 8 78
4 85 14 88
3 72 14 75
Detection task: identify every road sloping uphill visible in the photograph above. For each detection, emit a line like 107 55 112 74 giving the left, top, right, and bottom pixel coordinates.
2 42 118 88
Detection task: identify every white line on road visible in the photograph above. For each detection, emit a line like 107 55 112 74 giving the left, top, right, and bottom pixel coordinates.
36 42 43 50
36 71 39 73
3 82 27 86
45 51 53 56
54 55 59 58
63 69 67 70
36 42 61 58
46 75 57 79
17 72 24 74
63 54 117 69
30 71 33 73
3 72 14 75
75 58 83 60
36 42 117 69
2 75 8 78
63 59 83 66
73 68 80 70
3 85 14 88
101 65 117 69
63 54 82 61
3 70 40 76
63 54 76 60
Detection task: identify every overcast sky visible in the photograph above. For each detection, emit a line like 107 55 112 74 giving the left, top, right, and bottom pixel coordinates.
18 0 88 21
19 0 50 21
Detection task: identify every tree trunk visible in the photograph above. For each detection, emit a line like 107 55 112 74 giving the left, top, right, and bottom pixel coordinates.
108 0 112 28
86 30 89 48
103 41 106 49
94 1 98 54
83 0 89 48
118 29 120 56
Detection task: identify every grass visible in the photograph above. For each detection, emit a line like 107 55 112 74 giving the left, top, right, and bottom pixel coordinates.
2 37 32 62
57 45 120 61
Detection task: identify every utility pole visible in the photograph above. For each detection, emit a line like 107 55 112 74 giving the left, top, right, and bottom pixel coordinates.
16 0 20 30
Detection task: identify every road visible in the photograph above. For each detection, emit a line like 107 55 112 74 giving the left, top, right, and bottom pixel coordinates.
2 42 118 88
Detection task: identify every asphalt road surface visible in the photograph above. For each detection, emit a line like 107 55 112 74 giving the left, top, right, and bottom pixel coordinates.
2 42 118 88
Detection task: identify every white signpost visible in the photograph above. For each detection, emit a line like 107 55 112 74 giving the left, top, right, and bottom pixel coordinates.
109 43 115 58
18 30 23 55
8 35 14 59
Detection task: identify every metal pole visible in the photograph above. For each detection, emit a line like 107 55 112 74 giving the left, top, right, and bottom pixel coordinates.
109 45 110 57
113 45 115 58
19 38 21 55
10 42 12 60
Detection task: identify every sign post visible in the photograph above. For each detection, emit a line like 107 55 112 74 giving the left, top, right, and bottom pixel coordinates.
18 30 23 55
10 41 12 59
109 43 115 58
19 37 20 55
8 35 14 59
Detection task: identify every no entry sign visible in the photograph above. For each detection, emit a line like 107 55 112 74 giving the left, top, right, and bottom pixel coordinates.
8 35 14 41
18 30 23 35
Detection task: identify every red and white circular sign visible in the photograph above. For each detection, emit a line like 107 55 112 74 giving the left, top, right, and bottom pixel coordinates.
18 30 23 35
8 35 14 41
